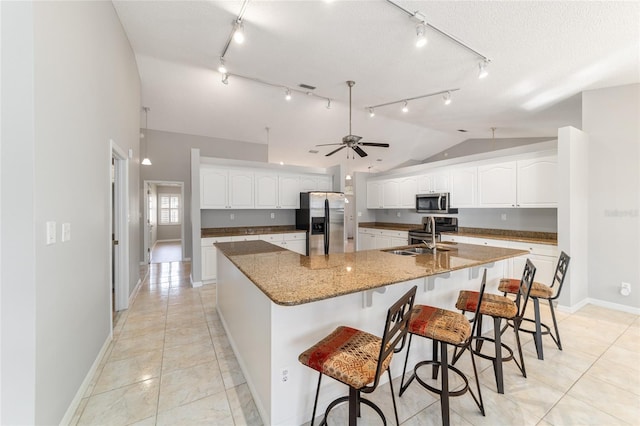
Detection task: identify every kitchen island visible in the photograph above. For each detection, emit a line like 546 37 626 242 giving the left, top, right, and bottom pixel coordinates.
215 240 528 425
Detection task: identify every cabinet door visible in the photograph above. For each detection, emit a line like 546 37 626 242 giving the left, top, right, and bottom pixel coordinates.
382 179 400 208
366 181 383 209
517 156 558 207
254 173 278 209
450 167 477 208
284 239 307 255
229 170 254 208
399 177 418 208
390 236 408 247
201 246 217 281
358 231 376 251
478 162 517 207
431 171 450 193
417 174 432 193
278 175 300 209
316 176 333 191
299 176 317 193
374 235 393 249
200 167 228 209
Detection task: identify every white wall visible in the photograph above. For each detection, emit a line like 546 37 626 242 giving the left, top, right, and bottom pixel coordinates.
156 185 182 240
583 84 640 308
2 2 141 423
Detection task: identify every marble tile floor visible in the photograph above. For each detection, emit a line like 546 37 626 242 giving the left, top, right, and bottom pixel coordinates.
71 260 640 425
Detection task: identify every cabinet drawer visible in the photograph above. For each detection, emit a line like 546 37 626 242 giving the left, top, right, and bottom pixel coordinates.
464 236 511 249
358 228 376 235
231 235 260 242
260 233 284 242
283 232 306 241
508 241 558 257
379 230 408 239
201 236 232 246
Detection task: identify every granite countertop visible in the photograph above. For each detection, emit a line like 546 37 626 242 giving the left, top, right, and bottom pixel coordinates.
358 222 557 246
202 225 303 238
215 240 528 306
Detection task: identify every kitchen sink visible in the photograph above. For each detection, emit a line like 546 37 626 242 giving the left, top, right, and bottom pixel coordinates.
384 250 418 256
383 245 452 256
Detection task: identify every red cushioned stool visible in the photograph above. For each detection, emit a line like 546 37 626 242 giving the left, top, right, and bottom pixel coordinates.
399 270 488 426
454 260 536 394
298 286 417 426
499 252 570 360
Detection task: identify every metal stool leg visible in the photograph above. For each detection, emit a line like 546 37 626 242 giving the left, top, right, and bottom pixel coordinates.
387 369 400 426
440 341 450 426
549 299 562 350
310 373 322 426
432 340 440 379
533 298 544 360
348 387 358 425
493 317 504 394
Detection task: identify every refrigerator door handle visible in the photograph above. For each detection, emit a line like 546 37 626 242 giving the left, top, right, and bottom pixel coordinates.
324 198 330 255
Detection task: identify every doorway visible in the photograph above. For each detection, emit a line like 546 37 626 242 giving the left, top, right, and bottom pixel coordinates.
144 180 185 264
111 141 130 323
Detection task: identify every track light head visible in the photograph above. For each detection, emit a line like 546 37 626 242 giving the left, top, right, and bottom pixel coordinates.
326 99 331 109
221 73 229 85
402 101 408 113
217 58 227 74
443 91 452 105
368 107 375 118
478 59 489 79
415 22 427 48
285 89 292 101
233 20 245 44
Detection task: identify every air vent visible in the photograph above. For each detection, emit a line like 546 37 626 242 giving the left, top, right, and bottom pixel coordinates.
299 83 316 90
457 129 468 132
308 149 319 154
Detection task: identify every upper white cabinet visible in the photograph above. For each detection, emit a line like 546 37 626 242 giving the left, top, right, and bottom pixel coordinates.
418 170 450 194
254 172 300 209
367 177 417 209
399 177 418 208
478 162 517 207
516 156 557 207
300 175 332 192
201 167 254 209
477 156 558 208
366 181 384 209
382 180 400 208
450 166 477 208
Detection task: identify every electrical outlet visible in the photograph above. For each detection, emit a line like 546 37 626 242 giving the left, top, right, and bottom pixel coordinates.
230 213 235 220
271 213 275 219
620 282 631 296
396 212 401 217
281 368 289 383
46 221 56 245
501 213 507 221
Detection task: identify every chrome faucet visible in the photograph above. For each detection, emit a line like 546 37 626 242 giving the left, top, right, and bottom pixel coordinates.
422 216 437 250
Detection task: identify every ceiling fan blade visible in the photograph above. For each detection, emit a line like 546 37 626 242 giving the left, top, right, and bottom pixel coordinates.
325 146 347 157
360 142 390 148
316 143 343 147
352 146 368 157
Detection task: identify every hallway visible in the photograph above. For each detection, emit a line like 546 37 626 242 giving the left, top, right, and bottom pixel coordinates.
71 259 640 425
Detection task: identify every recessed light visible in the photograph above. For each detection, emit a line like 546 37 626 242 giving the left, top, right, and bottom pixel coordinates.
299 83 316 90
376 159 383 162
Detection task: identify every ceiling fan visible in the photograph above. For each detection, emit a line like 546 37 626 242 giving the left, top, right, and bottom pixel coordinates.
317 81 390 157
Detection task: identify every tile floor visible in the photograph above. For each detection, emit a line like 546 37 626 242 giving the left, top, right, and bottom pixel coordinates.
72 260 640 425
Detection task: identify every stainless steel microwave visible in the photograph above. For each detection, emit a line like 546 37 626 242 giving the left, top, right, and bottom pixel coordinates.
415 193 458 214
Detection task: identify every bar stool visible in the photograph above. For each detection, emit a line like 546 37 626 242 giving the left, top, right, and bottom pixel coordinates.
298 286 417 426
498 252 570 360
454 260 536 394
399 270 488 426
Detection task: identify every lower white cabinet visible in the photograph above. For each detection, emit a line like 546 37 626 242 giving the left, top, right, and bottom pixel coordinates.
201 236 232 283
508 241 558 285
358 228 408 251
260 232 307 255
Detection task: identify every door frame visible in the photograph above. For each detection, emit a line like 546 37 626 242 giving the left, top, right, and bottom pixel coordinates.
110 140 130 314
143 179 185 262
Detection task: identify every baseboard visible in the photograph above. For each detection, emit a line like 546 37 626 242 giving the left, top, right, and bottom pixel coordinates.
558 297 640 315
183 257 191 261
155 239 181 243
128 278 143 307
191 273 203 288
59 335 112 425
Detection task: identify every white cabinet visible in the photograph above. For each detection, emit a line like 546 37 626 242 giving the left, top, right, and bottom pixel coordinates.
201 166 254 209
516 156 558 207
358 229 377 251
382 180 400 208
478 162 517 207
300 175 333 192
418 170 450 194
450 166 477 208
366 181 384 209
440 234 470 244
201 236 232 282
399 177 418 208
357 228 408 250
509 241 558 285
255 173 300 209
260 232 307 255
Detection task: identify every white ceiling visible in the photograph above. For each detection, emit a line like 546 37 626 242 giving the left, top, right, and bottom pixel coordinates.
113 0 640 172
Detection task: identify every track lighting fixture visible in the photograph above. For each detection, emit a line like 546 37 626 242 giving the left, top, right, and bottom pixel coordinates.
443 91 452 105
478 60 489 79
285 89 292 101
326 99 331 109
402 101 409 113
217 58 227 74
233 19 245 44
415 22 427 48
221 73 229 85
368 107 375 118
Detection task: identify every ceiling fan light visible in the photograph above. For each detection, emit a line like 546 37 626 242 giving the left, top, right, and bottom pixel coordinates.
233 20 245 44
415 23 427 48
402 101 409 113
285 89 292 101
217 58 227 74
368 107 375 118
443 91 452 105
478 59 489 79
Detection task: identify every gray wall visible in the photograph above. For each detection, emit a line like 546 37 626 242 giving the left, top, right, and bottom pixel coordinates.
202 209 296 228
156 185 182 240
583 84 640 309
1 2 142 424
140 129 268 259
373 208 558 232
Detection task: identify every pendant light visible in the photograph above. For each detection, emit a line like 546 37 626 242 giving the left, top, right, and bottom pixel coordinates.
141 107 152 166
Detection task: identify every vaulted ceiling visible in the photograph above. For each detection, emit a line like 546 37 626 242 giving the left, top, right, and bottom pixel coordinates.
113 0 640 172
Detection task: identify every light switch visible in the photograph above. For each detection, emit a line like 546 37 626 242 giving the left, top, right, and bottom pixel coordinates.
270 213 275 219
230 213 235 220
46 221 56 245
62 223 71 242
357 212 362 217
501 213 507 221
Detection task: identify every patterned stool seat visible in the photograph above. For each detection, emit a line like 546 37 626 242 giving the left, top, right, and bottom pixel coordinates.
299 326 392 390
409 305 471 345
456 291 517 319
498 278 554 298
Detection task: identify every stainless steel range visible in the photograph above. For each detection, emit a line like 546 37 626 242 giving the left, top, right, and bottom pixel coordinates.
408 216 458 245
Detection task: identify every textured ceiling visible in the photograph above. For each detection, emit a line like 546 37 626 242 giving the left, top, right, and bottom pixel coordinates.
113 0 640 172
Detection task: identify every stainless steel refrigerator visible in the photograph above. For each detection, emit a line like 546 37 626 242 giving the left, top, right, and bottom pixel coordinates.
296 192 345 255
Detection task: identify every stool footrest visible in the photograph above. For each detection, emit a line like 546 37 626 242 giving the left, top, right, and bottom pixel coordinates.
410 360 470 398
319 394 386 426
470 336 515 363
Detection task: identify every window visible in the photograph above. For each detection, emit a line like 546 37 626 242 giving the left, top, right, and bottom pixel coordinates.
159 194 181 225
